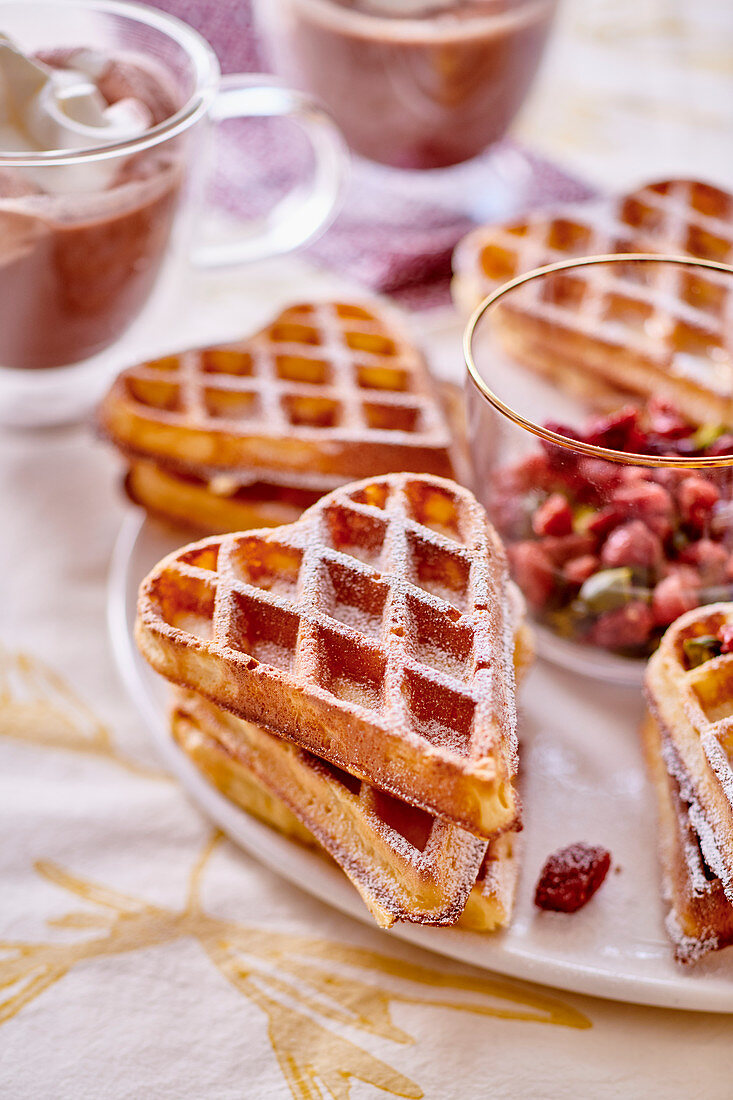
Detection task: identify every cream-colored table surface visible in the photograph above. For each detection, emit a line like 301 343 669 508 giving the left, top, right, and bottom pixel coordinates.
4 0 733 1094
519 0 733 192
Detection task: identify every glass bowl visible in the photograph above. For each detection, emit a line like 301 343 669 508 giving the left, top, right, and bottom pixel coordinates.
464 253 733 685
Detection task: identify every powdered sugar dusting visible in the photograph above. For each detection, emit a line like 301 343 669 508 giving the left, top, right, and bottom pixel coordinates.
666 912 719 966
139 471 521 839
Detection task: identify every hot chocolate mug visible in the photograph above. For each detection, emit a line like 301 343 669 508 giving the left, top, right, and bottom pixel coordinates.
253 0 557 171
0 0 347 426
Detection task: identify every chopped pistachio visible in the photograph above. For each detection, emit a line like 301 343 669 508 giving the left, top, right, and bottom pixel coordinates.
578 568 634 613
683 634 723 669
573 505 597 535
691 423 726 452
546 606 585 638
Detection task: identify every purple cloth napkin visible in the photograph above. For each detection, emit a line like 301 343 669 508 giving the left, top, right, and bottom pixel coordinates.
149 0 595 306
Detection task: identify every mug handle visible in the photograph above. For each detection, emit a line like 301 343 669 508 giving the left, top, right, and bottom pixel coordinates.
191 73 348 268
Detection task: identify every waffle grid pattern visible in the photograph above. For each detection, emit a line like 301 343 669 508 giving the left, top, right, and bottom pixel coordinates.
139 474 518 834
454 179 733 397
647 604 733 906
105 302 454 477
666 625 733 820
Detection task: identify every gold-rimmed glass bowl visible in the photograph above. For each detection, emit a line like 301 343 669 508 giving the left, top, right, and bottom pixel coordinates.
464 254 733 685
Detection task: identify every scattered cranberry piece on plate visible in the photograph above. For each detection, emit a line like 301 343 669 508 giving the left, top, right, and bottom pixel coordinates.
535 843 612 913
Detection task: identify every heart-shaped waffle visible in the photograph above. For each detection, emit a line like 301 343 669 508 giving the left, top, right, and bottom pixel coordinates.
453 179 733 423
137 473 520 837
646 603 733 904
100 300 456 483
171 691 519 930
120 380 471 537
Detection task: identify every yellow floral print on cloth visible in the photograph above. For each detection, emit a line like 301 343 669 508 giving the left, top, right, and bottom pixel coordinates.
0 648 589 1099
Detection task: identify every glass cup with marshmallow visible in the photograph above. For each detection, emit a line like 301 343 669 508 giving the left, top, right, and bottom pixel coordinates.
0 0 347 427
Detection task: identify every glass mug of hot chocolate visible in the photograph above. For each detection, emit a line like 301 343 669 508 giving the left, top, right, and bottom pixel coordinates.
0 0 347 426
253 0 556 208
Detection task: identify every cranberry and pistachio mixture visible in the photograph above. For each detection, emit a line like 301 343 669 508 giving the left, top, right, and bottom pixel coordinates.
492 400 733 657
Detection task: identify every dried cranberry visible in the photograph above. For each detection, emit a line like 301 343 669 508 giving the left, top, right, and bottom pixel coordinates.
677 476 720 532
587 505 624 539
540 533 596 567
720 624 733 653
646 397 692 440
678 539 728 585
651 568 701 627
491 493 534 540
576 457 625 495
556 469 598 502
564 554 600 587
601 520 662 571
495 397 733 658
508 541 556 609
619 465 653 487
611 480 674 529
544 420 583 444
499 453 554 495
711 500 733 538
532 493 573 537
584 406 643 452
539 437 579 474
589 602 654 650
534 843 611 913
650 467 687 492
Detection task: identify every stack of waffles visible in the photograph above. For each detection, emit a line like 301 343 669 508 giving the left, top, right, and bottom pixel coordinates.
99 301 462 534
644 604 733 962
136 472 531 930
452 178 733 423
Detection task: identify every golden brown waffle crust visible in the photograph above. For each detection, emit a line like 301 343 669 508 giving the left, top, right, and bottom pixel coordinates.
136 472 521 838
124 459 334 536
452 179 733 313
452 178 733 424
99 300 456 481
172 691 486 927
640 710 733 963
170 598 527 930
117 379 471 538
172 691 519 932
171 701 318 848
645 603 733 901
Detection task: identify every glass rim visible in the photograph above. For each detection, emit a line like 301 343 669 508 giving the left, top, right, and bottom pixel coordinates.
292 0 555 38
463 252 733 469
0 0 219 166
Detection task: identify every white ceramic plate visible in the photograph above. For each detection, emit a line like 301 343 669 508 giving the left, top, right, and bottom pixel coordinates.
109 510 733 1012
